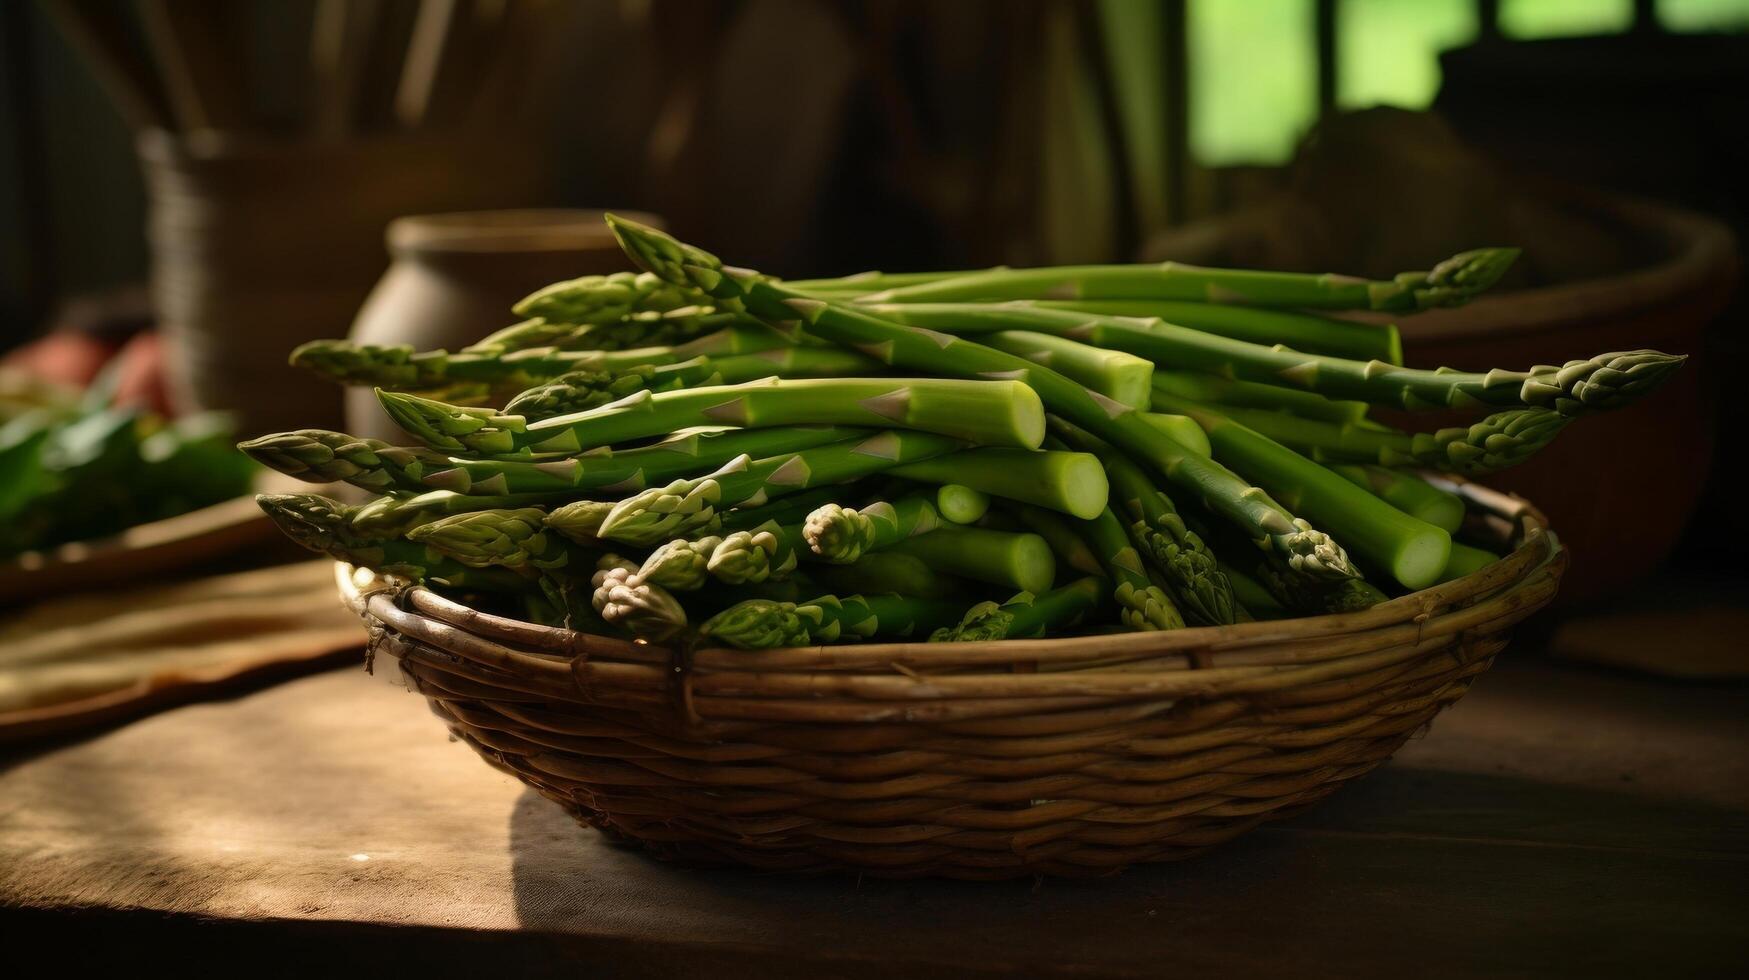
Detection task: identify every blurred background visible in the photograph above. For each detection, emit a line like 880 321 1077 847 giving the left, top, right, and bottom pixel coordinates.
0 0 1745 624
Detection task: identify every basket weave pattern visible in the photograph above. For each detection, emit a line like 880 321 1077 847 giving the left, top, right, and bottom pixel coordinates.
341 483 1564 879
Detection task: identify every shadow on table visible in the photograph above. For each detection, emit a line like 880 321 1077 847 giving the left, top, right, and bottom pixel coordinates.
505 763 1749 979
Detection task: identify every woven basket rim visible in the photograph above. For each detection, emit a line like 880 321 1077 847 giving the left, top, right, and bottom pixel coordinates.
337 479 1562 714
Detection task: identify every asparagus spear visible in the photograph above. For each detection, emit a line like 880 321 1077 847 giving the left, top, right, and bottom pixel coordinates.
1439 541 1500 583
404 507 600 578
931 577 1105 642
545 499 617 543
717 487 844 532
500 361 719 419
700 593 967 649
238 429 448 493
596 431 963 545
635 535 723 590
378 376 1044 457
468 306 737 355
435 424 868 495
1329 464 1465 534
592 556 689 642
345 489 560 538
289 322 795 390
305 337 872 398
495 345 888 420
858 302 1684 417
1007 503 1105 579
855 248 1519 310
785 268 1004 293
631 524 809 590
1033 299 1402 364
291 339 674 389
255 493 528 591
1184 510 1385 616
1218 562 1281 620
464 318 585 354
934 484 990 524
981 330 1153 409
512 270 703 324
244 425 869 498
605 215 1353 583
1173 400 1451 590
1152 370 1369 423
1073 504 1185 631
1095 441 1236 626
1151 390 1569 475
1137 413 1212 457
1254 561 1392 614
888 525 1056 594
887 448 1109 519
803 494 942 563
706 521 805 585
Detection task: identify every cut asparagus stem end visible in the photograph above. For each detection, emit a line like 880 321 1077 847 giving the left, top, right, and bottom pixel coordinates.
1054 454 1113 520
1385 525 1454 592
935 484 991 524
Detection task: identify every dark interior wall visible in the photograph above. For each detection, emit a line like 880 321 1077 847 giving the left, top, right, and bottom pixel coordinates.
1 2 148 341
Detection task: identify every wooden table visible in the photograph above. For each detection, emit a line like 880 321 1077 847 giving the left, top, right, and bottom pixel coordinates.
3 655 1744 978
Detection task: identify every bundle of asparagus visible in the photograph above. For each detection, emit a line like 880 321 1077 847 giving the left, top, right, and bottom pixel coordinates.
248 217 1684 649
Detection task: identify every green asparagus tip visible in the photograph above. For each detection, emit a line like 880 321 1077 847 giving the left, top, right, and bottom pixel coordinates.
597 476 724 546
546 499 615 543
376 388 460 453
606 213 721 289
931 598 1019 643
236 429 411 490
1277 519 1360 581
803 502 875 563
289 339 420 385
1523 349 1687 417
1391 246 1521 310
1133 516 1235 626
699 598 811 650
376 388 519 456
592 564 689 642
708 527 791 584
638 536 720 591
405 508 549 569
255 492 347 553
1424 407 1571 474
237 431 334 479
1433 246 1519 291
1118 582 1186 631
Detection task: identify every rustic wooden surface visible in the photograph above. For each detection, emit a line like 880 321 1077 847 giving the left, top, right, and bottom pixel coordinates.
1 654 1744 978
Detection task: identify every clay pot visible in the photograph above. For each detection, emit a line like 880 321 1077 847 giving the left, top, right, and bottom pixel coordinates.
342 209 664 443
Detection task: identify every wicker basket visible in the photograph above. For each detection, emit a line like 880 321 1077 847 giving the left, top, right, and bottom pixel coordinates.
339 481 1565 879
